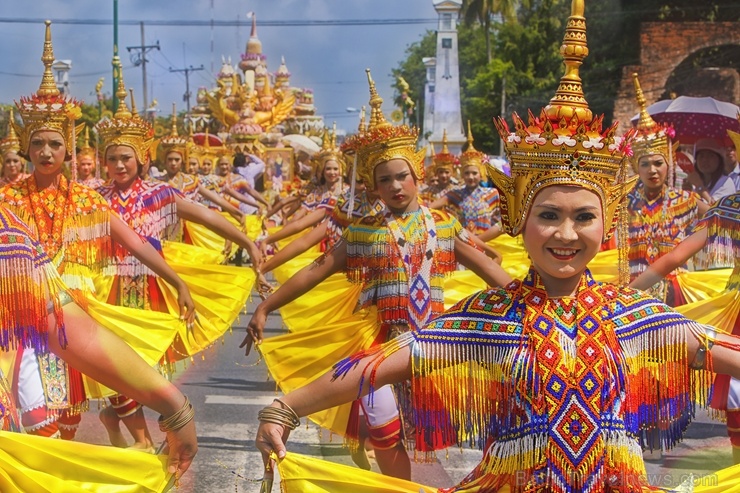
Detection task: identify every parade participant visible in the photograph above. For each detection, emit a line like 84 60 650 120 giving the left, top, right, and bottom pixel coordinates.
253 4 740 491
215 149 269 214
727 130 740 190
631 189 740 463
234 151 265 189
76 126 104 188
429 122 502 241
285 127 348 223
260 127 348 251
685 138 736 204
156 105 248 228
0 21 196 440
625 73 707 306
185 155 200 175
420 129 457 202
1 109 30 187
0 201 197 482
244 69 512 480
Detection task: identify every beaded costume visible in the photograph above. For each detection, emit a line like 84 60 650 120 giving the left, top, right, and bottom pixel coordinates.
445 186 501 234
324 189 385 250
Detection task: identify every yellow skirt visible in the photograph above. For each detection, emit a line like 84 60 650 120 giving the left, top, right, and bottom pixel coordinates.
0 431 171 492
276 451 740 493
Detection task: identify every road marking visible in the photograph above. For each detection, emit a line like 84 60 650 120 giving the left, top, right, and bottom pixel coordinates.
204 395 279 405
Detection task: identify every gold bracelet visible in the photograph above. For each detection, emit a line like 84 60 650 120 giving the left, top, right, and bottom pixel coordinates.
258 406 300 430
158 396 195 433
273 398 299 419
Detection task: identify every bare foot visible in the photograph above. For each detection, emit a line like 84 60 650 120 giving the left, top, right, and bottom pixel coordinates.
99 407 128 448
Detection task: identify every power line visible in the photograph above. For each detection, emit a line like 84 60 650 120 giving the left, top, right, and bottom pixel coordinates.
0 17 437 27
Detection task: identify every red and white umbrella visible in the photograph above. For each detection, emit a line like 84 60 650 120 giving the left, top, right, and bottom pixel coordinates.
631 96 739 145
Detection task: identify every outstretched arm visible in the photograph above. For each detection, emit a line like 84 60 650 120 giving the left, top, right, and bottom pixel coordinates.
456 236 513 287
428 196 449 210
629 228 707 291
265 195 301 219
241 242 347 355
255 343 411 461
264 209 327 245
261 222 327 274
50 303 197 477
477 223 503 242
110 215 195 323
197 185 245 224
224 186 260 209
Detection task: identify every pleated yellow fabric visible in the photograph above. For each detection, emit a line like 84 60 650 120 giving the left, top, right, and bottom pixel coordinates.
162 241 224 266
676 269 733 304
260 308 379 435
266 226 312 250
183 219 233 260
276 451 740 493
676 290 740 333
276 452 437 493
0 431 171 493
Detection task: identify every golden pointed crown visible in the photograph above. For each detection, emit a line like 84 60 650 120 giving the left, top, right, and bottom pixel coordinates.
728 112 740 157
157 103 190 163
490 0 634 239
189 127 219 165
629 73 677 172
432 129 459 172
0 108 22 155
340 69 425 189
459 121 487 176
14 21 83 158
314 122 345 178
77 125 96 159
97 69 154 165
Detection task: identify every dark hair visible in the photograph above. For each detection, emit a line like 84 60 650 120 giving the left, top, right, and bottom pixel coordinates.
233 152 248 168
696 149 725 190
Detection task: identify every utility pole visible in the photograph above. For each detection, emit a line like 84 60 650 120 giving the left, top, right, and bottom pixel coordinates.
169 65 204 116
112 0 119 111
126 22 160 110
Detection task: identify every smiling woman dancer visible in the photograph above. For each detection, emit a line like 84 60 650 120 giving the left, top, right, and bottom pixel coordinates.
251 3 740 492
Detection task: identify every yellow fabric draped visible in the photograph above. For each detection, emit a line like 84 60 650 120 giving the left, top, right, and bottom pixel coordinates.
676 269 733 304
183 220 229 261
0 431 171 493
275 451 740 493
162 241 224 266
260 308 379 435
675 290 740 333
266 225 312 250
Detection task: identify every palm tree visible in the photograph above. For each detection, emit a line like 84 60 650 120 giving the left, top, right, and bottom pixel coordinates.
461 0 520 63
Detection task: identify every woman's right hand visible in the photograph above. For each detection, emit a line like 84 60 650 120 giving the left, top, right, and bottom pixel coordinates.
162 418 198 478
255 417 291 462
241 306 267 356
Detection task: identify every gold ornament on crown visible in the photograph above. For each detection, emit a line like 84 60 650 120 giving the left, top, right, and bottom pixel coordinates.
459 121 487 177
490 0 634 241
189 127 221 165
341 69 425 189
629 73 678 173
156 103 191 164
14 21 83 159
727 111 740 157
313 122 346 179
97 68 154 165
77 125 96 159
0 108 22 156
431 129 459 174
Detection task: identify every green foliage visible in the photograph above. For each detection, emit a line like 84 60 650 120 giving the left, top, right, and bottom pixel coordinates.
393 0 739 156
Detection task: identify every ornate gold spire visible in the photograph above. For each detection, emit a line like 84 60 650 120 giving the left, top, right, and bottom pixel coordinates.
459 120 487 175
441 129 449 154
78 125 96 158
543 0 591 123
629 72 676 171
491 0 634 239
314 123 345 177
0 109 21 155
341 69 425 189
38 21 59 97
358 106 367 134
433 129 458 172
14 21 82 157
169 103 179 137
97 64 154 165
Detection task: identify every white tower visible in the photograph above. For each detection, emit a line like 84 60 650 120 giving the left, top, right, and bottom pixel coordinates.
424 0 466 155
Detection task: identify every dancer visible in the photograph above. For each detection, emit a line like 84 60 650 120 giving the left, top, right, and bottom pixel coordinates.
0 201 196 484
429 122 501 241
244 69 511 480
76 126 103 188
0 21 195 440
420 129 457 203
625 73 707 306
0 109 29 187
252 3 740 491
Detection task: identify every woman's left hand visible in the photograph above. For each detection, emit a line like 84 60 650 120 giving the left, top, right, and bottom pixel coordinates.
177 283 196 325
255 419 291 463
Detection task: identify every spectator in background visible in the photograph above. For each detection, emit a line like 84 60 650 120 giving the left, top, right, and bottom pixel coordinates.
685 138 736 204
726 131 740 190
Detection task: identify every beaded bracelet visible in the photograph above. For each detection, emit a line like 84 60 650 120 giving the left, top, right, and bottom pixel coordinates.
158 396 195 433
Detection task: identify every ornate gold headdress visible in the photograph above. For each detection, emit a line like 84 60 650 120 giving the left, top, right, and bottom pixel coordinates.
432 129 459 174
157 103 190 164
14 21 83 159
189 127 220 166
629 73 677 173
0 108 22 156
313 122 345 179
96 70 154 165
490 0 634 240
341 69 426 189
728 112 740 157
459 121 487 177
77 126 96 159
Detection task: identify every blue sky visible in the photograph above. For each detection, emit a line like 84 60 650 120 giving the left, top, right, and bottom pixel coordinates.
0 0 438 133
